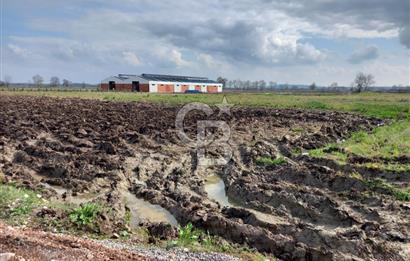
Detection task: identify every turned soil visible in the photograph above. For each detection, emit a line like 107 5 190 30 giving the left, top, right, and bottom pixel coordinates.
0 96 409 261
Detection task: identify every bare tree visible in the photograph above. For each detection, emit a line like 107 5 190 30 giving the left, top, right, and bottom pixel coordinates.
4 75 12 88
309 82 317 91
329 82 338 88
269 81 277 89
258 80 266 90
32 74 44 87
62 79 70 87
217 76 228 87
353 72 375 93
50 76 60 87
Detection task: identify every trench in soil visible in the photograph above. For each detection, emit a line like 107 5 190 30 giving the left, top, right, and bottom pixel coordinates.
44 181 179 227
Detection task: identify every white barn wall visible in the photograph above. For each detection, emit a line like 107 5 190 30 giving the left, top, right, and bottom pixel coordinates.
148 81 223 93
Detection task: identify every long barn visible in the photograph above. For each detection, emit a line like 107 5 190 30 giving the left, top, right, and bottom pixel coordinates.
100 74 223 93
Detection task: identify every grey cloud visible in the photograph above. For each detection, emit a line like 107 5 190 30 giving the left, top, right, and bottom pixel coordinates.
348 46 379 64
143 18 323 65
400 27 410 49
265 0 410 48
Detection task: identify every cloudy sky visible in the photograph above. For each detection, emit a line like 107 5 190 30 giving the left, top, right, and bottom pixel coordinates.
2 0 410 86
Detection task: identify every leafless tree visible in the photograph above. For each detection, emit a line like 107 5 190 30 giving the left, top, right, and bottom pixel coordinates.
269 81 277 89
258 80 266 90
50 76 60 87
309 82 316 90
329 82 338 88
32 74 44 87
353 72 375 93
62 79 70 87
4 75 12 88
217 76 228 87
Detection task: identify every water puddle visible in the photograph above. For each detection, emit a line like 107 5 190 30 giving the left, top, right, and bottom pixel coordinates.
45 182 179 227
204 174 288 225
124 191 178 227
42 183 100 205
204 174 234 207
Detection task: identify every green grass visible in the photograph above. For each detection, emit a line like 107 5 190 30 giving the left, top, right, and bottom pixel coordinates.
344 120 410 159
174 223 201 246
364 178 410 201
362 162 410 173
0 184 42 224
169 223 275 260
69 203 101 227
309 120 410 172
1 90 410 119
309 144 348 164
256 156 287 166
0 183 110 234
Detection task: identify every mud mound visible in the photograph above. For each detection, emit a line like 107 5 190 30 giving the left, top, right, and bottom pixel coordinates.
1 95 408 260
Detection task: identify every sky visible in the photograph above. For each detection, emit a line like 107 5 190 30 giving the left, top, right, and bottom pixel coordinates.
2 0 410 86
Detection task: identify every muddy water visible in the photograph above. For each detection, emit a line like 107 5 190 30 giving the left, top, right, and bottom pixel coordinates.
124 192 178 227
204 174 233 207
42 183 101 205
44 181 178 227
205 174 288 225
42 183 67 196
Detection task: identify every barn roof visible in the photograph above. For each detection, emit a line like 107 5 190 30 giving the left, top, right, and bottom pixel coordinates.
140 74 219 84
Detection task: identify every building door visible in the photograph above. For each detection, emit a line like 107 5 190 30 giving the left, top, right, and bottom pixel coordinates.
132 81 140 92
109 81 116 91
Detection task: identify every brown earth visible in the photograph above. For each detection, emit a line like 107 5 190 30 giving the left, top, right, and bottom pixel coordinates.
0 95 409 260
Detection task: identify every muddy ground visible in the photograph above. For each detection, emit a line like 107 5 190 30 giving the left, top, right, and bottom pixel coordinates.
0 96 409 260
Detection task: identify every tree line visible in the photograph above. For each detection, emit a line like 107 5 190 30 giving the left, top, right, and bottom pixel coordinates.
31 75 72 87
0 75 85 88
218 72 378 93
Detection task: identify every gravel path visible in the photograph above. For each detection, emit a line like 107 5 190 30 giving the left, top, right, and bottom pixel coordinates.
99 240 242 261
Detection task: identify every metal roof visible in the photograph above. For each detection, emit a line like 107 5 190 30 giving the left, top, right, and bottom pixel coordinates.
140 74 219 84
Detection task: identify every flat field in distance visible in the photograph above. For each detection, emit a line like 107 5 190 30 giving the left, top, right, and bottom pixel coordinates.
1 90 409 119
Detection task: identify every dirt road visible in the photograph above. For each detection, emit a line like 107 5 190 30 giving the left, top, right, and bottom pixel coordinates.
0 222 149 260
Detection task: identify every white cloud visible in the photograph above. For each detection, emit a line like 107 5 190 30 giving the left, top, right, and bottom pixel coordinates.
261 33 326 64
7 44 30 58
198 53 219 68
122 51 141 66
170 49 189 67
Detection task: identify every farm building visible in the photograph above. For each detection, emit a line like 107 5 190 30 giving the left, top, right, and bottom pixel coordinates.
100 74 223 93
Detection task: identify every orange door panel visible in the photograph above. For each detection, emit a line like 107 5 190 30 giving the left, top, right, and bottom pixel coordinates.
158 84 175 93
207 86 218 93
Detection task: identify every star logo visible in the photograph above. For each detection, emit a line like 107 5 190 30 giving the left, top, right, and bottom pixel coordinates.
216 96 233 116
